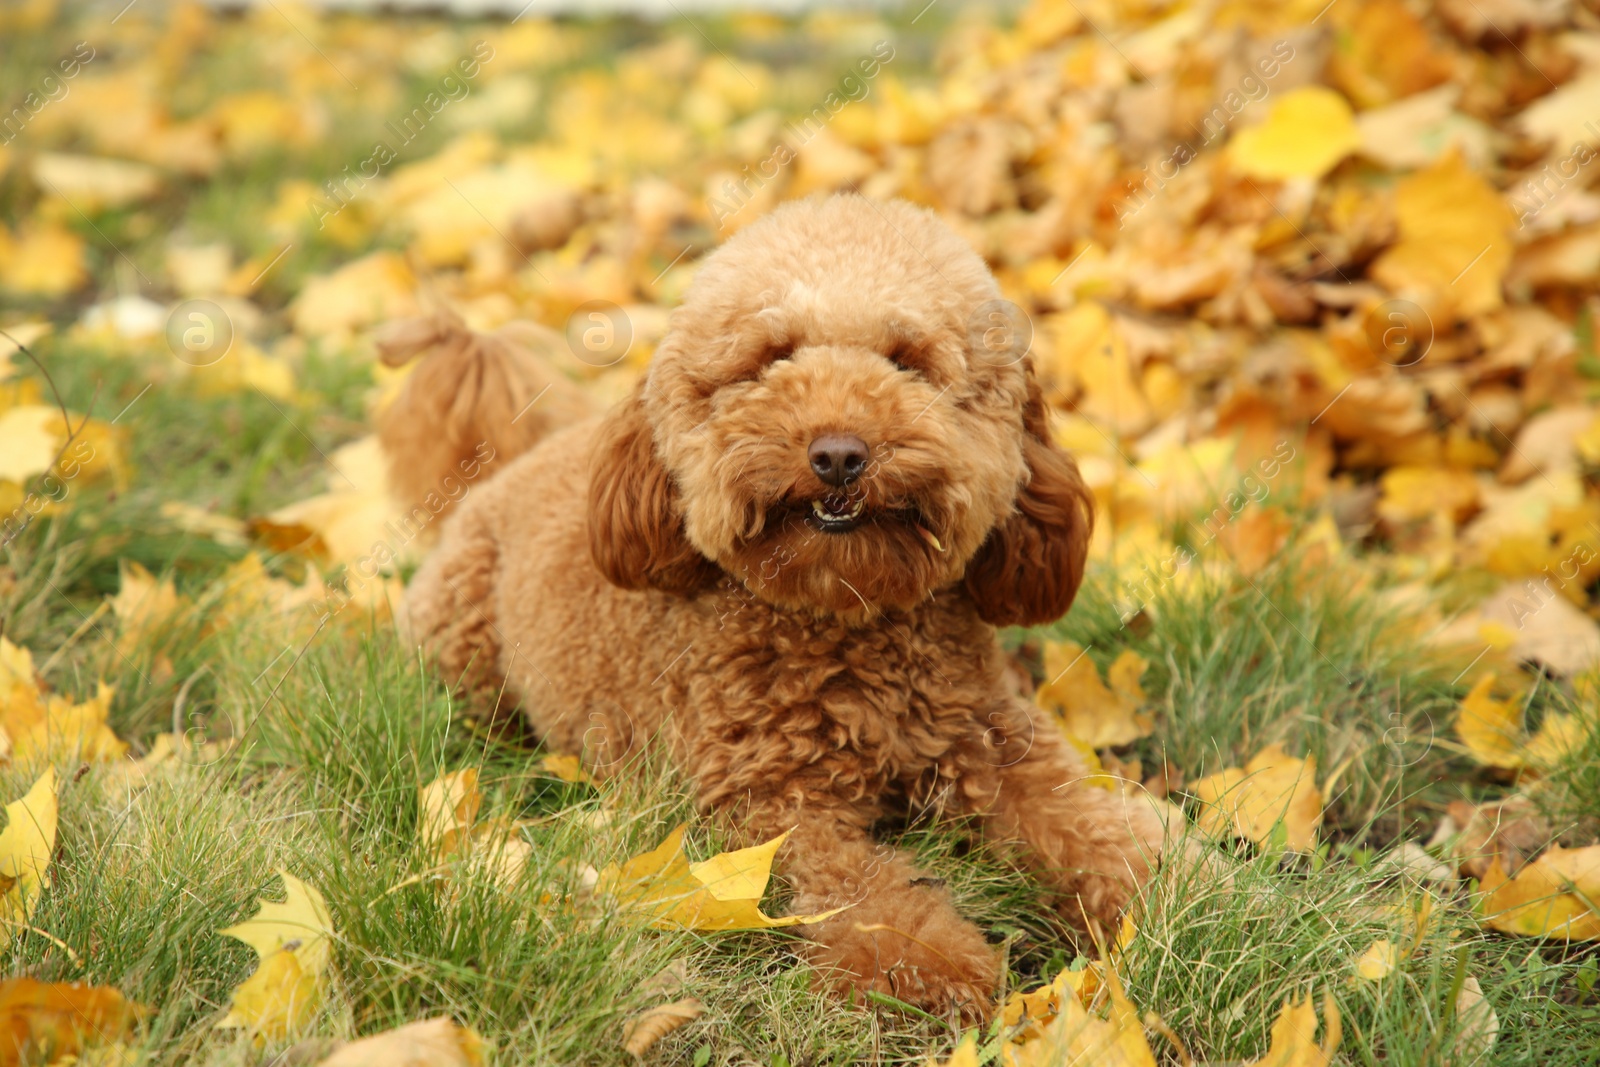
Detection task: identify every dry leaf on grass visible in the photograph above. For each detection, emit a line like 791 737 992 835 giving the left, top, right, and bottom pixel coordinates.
1191 744 1324 851
216 871 335 1041
597 826 846 932
621 997 704 1058
1477 845 1600 940
418 769 531 886
316 1017 484 1067
0 977 141 1066
1034 641 1153 749
1454 674 1584 771
0 768 57 946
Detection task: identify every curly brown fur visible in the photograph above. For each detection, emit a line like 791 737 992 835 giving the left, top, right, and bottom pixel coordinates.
400 195 1169 1023
377 306 593 515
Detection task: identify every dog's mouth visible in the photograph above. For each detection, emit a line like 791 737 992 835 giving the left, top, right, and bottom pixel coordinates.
808 495 866 531
796 495 947 552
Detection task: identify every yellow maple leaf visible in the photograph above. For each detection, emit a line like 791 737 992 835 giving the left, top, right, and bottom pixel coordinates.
1192 743 1323 851
256 436 407 567
1246 992 1341 1067
539 753 596 785
1228 87 1359 181
1001 965 1155 1067
1371 151 1515 316
315 1016 484 1067
417 769 531 886
0 222 87 296
0 768 57 945
1035 641 1154 749
1454 674 1582 771
597 825 846 932
111 560 183 656
1478 845 1600 941
217 871 335 1040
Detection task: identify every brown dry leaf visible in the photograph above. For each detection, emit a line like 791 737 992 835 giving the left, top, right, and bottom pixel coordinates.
1192 743 1324 851
1477 845 1600 940
1454 975 1499 1060
1477 583 1600 678
316 1017 484 1067
1034 640 1154 749
1214 506 1294 576
0 977 141 1066
621 998 704 1058
1441 796 1550 880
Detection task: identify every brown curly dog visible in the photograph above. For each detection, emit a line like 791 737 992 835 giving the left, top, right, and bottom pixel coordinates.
391 194 1168 1021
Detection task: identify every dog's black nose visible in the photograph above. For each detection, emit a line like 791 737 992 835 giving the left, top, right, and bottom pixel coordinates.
808 433 870 487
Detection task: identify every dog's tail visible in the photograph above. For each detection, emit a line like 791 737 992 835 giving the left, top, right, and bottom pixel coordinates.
375 307 594 510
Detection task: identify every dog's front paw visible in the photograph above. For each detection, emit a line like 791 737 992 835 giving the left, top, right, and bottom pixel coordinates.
803 883 998 1024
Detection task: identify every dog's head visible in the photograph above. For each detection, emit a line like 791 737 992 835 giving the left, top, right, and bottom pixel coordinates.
588 194 1092 626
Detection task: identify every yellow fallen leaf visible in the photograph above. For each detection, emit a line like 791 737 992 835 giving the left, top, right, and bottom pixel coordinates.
1352 938 1397 981
32 153 162 212
1228 87 1359 180
0 977 141 1065
217 871 335 1040
316 1017 484 1067
111 560 183 656
0 222 87 296
1478 845 1600 940
290 251 419 339
1192 743 1323 851
256 436 407 567
1035 641 1154 749
1454 975 1498 1060
621 997 704 1058
1245 992 1341 1067
420 769 482 859
539 753 595 785
1371 151 1514 316
0 768 57 945
417 769 531 887
1376 466 1480 526
1002 965 1155 1067
598 826 846 932
0 406 63 485
931 1034 980 1067
1454 673 1583 772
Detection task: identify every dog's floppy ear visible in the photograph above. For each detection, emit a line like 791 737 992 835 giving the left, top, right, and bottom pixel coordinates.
963 370 1094 627
588 386 717 594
